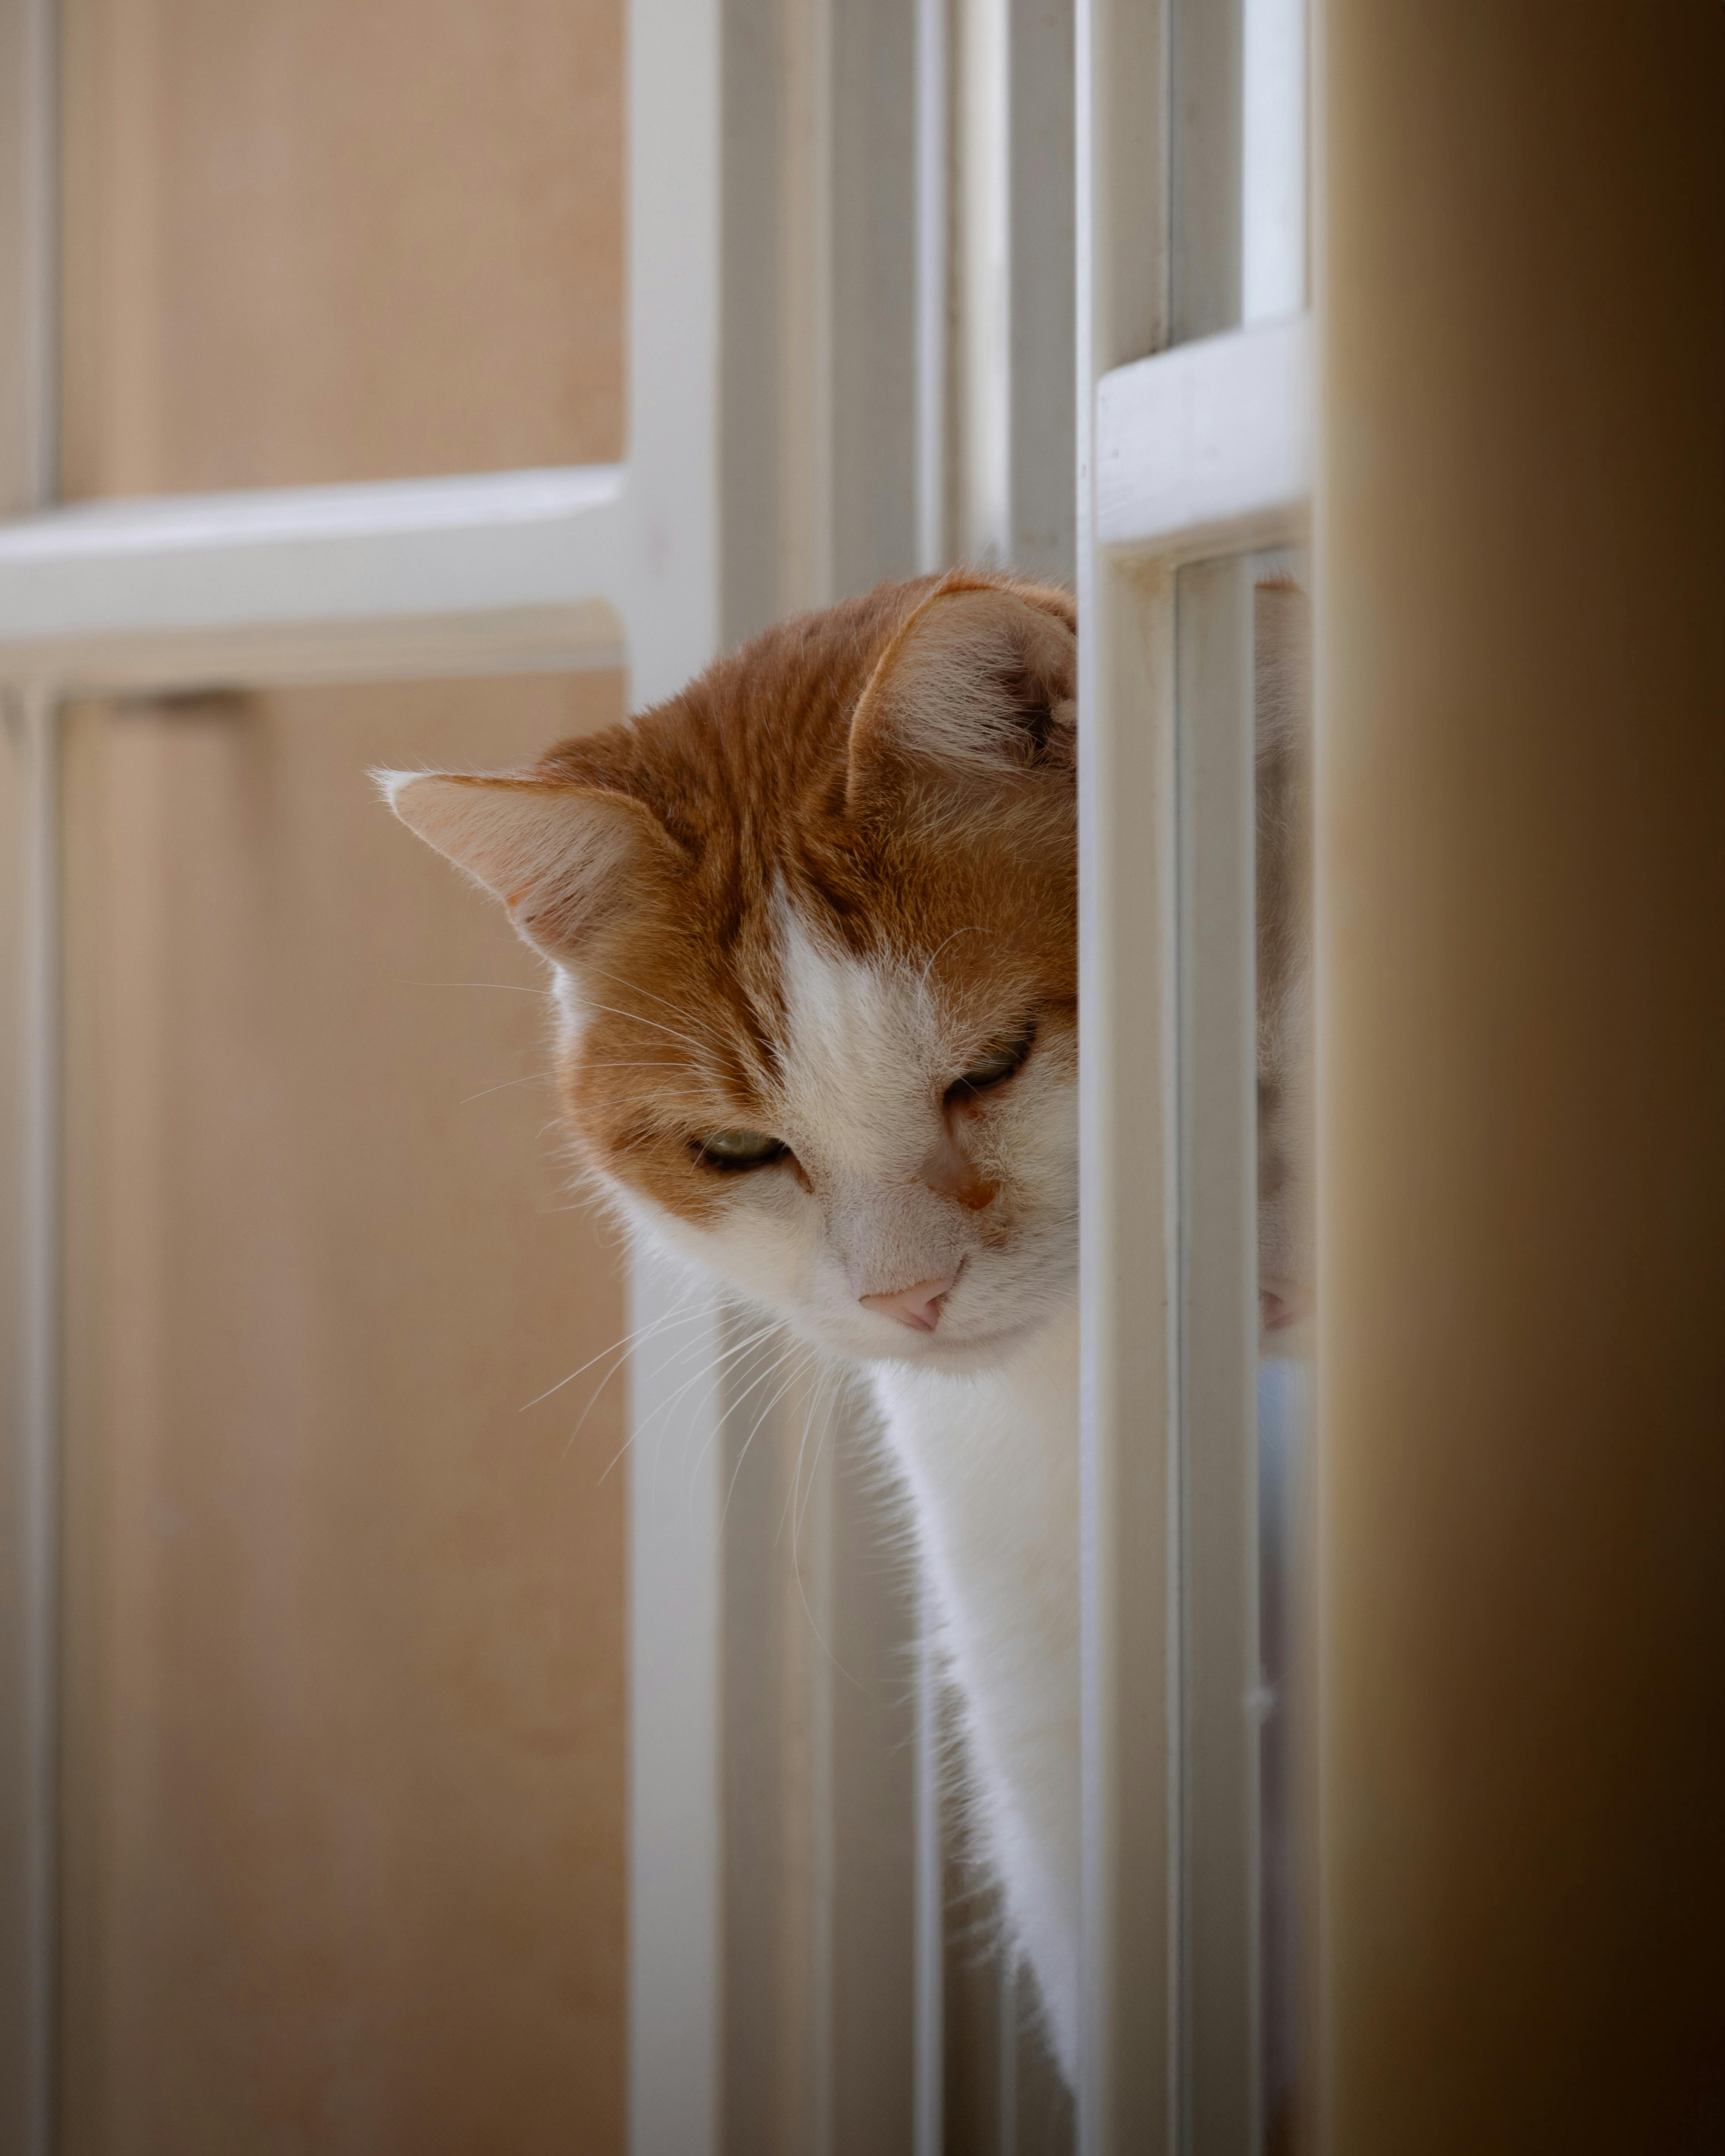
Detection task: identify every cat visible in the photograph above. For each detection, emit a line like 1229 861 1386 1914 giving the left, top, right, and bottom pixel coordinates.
382 569 1089 2074
381 565 1310 2084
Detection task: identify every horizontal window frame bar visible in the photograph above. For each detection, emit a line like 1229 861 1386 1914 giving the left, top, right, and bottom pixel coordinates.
0 466 634 692
0 464 625 565
1095 314 1310 563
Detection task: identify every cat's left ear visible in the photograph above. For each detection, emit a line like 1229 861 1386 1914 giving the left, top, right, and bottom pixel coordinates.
845 581 1077 809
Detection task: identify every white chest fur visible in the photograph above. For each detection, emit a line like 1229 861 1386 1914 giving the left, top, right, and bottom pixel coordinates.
869 1301 1081 2078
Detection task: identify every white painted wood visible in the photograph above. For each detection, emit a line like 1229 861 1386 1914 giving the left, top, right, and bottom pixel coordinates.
0 470 629 666
0 463 622 562
1095 316 1311 564
628 1269 726 2156
1075 552 1180 2156
1076 4 1176 2150
958 0 1011 564
617 0 726 2148
1080 1 1313 2144
609 0 721 709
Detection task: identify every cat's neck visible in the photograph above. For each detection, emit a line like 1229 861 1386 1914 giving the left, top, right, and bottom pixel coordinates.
866 1298 1081 2075
869 1304 1080 1614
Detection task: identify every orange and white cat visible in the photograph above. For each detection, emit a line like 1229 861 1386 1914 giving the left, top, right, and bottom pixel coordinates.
384 572 1089 2072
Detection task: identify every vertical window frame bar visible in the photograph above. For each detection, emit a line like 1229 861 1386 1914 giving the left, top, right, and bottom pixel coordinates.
1076 4 1176 2152
1079 0 1312 2149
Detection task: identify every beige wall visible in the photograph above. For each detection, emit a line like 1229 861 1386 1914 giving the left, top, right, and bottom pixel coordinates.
61 676 630 2153
52 3 632 2143
59 0 624 494
1319 6 1722 2150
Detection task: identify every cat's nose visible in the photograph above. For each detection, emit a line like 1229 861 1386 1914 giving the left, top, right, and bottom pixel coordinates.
859 1273 959 1332
1260 1278 1311 1332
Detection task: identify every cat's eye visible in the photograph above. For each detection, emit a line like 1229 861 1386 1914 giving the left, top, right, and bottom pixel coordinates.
948 1023 1036 1100
694 1128 790 1170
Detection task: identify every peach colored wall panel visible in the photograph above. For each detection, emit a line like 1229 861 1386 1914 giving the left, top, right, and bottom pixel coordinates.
59 676 630 2153
59 0 624 494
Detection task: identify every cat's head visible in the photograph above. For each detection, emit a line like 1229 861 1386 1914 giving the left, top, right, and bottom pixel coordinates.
382 574 1079 1370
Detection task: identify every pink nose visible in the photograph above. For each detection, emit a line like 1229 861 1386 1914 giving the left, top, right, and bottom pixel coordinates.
859 1274 959 1333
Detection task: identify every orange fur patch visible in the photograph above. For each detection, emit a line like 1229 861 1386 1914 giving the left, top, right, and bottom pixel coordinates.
514 572 1080 1222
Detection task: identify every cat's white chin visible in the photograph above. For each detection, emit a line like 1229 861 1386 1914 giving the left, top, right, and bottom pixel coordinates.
796 1284 1076 1374
845 1317 1044 1372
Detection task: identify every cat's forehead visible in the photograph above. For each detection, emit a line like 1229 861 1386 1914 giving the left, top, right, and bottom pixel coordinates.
581 873 1034 1076
741 842 1057 1015
546 573 1076 1085
772 897 939 1067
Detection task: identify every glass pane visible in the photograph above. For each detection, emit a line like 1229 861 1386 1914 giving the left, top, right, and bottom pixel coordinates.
1177 553 1261 2152
59 670 630 2150
1254 563 1311 2156
1171 0 1243 341
1175 549 1311 2153
1171 0 1307 343
58 0 623 496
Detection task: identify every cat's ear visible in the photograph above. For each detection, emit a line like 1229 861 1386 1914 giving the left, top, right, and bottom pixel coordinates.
377 770 681 958
845 582 1078 809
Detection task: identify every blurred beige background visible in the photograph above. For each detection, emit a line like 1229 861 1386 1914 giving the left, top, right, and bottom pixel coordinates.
59 0 623 494
52 3 631 2147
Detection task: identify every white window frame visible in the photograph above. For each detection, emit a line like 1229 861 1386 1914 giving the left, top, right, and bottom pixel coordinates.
1076 0 1311 2148
1 0 1313 2144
